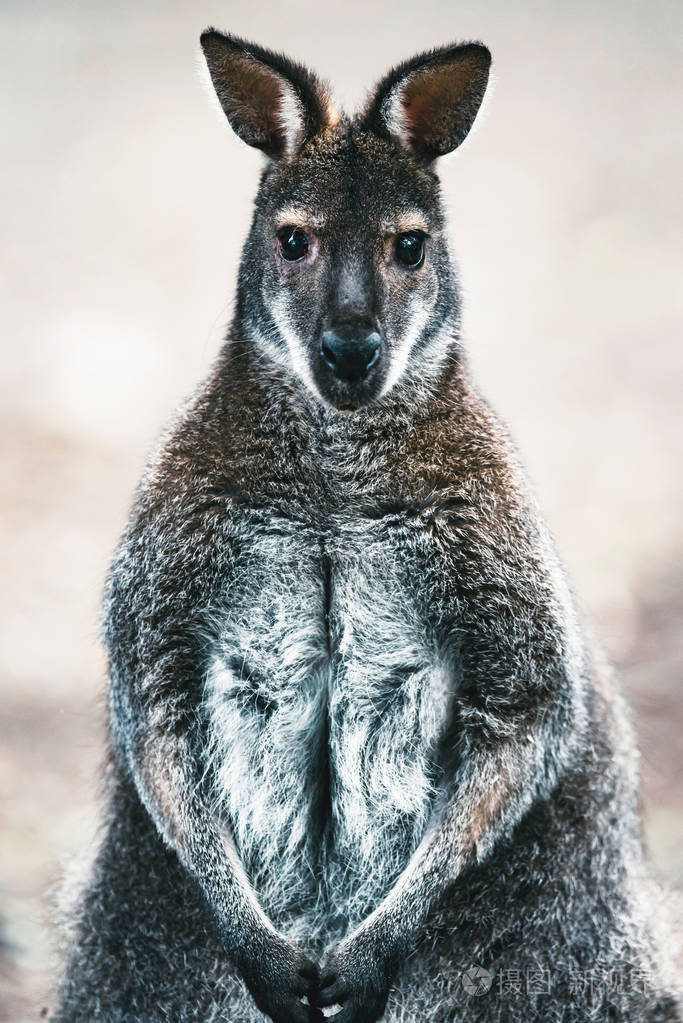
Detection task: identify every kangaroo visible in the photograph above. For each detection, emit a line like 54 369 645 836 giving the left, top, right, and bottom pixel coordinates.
53 29 681 1023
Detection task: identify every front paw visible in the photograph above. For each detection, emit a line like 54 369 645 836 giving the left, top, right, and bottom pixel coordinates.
310 935 395 1023
242 934 323 1023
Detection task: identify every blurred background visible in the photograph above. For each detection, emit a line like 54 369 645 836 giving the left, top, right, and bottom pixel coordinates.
1 0 681 1018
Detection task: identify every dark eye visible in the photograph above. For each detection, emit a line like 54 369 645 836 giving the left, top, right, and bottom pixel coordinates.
394 231 426 269
277 226 309 262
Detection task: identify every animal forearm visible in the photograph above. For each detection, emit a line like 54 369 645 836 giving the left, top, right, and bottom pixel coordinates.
319 675 582 1010
114 701 271 963
110 679 325 1022
353 732 564 956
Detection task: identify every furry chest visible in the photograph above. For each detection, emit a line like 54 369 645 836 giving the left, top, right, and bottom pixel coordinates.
202 520 454 932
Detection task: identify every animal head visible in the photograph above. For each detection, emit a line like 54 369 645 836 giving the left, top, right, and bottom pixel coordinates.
201 31 490 411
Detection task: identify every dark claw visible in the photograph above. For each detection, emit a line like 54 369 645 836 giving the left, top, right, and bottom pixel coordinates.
298 958 321 983
286 1001 322 1023
294 958 320 995
270 996 325 1023
310 976 350 1008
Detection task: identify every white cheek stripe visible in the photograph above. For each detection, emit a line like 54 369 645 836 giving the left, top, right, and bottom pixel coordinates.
265 291 449 402
270 294 319 396
380 296 434 396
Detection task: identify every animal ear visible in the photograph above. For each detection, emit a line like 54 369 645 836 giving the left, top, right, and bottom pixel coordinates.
361 43 491 161
200 29 336 159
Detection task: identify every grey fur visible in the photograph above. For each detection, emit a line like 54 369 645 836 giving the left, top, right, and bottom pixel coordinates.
53 30 682 1023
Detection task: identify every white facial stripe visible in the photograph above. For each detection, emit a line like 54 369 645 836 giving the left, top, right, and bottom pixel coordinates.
270 294 318 396
270 292 447 402
380 296 434 396
243 303 291 372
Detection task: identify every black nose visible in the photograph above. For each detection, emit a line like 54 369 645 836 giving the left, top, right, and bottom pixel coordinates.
320 328 382 383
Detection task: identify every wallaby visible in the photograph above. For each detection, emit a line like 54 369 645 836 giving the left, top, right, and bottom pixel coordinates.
53 29 681 1023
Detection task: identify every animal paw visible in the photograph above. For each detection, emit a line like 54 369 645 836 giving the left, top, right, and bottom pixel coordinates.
242 934 324 1023
310 935 394 1023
